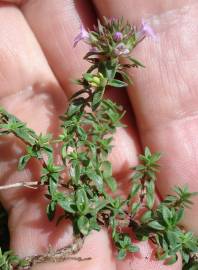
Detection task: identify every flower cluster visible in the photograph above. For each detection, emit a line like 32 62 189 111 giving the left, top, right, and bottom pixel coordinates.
74 17 156 57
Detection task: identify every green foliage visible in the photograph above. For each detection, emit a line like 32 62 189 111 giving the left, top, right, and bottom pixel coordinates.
0 248 28 270
113 232 139 260
0 17 197 270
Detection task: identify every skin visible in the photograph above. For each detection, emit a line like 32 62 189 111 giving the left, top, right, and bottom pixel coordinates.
0 0 197 269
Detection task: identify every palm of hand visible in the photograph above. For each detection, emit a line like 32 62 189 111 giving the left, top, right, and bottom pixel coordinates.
0 1 197 269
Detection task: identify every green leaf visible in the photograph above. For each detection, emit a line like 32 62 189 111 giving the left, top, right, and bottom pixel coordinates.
131 202 141 216
117 249 126 260
99 61 116 81
46 200 57 221
140 210 152 223
108 79 128 88
176 207 184 223
118 70 133 85
49 178 58 195
77 126 87 140
128 56 145 68
128 245 140 253
147 221 165 230
89 217 100 231
56 193 76 214
130 182 141 197
144 147 151 158
83 73 93 82
166 255 178 265
105 176 117 192
166 230 178 247
70 163 81 185
92 88 104 110
132 172 143 180
67 98 84 117
76 189 89 214
146 192 155 209
161 205 172 226
18 154 31 170
102 161 112 179
135 164 145 171
87 170 103 192
151 152 162 162
147 170 156 181
77 216 90 235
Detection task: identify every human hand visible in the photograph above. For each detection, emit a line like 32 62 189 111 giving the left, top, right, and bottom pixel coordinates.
0 1 197 269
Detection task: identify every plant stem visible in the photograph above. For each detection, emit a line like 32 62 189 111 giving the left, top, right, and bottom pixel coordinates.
0 181 40 190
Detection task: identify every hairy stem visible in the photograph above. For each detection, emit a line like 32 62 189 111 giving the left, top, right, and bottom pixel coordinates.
20 235 87 269
0 181 39 190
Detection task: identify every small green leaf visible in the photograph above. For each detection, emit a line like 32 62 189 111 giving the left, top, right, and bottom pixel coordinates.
131 202 141 216
71 163 81 185
135 164 145 171
147 221 165 230
108 79 128 88
18 154 30 170
76 189 89 214
99 60 117 80
161 205 172 226
130 182 141 197
57 194 76 214
176 207 184 223
102 161 112 179
128 56 145 68
132 172 143 180
46 200 57 221
105 176 117 192
117 249 126 260
77 216 90 235
140 210 152 223
151 152 162 162
146 192 155 209
89 217 100 231
49 178 58 195
144 147 151 158
92 88 104 110
87 170 103 192
77 126 87 140
118 70 133 85
166 255 178 265
67 98 84 117
128 245 140 253
83 73 93 82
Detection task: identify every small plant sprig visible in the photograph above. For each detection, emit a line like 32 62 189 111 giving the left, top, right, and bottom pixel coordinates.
0 17 197 270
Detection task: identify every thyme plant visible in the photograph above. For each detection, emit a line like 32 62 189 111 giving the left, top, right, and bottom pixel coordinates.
0 17 197 270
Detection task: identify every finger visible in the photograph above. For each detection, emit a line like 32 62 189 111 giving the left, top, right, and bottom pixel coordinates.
0 4 115 270
0 0 22 5
93 0 198 233
0 0 65 251
21 0 95 97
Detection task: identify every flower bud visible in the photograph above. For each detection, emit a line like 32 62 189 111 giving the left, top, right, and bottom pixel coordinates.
113 32 123 42
92 76 101 85
114 43 130 56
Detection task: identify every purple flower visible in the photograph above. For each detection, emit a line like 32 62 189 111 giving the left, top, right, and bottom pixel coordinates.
73 24 90 47
114 43 130 56
113 32 123 42
140 19 156 39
